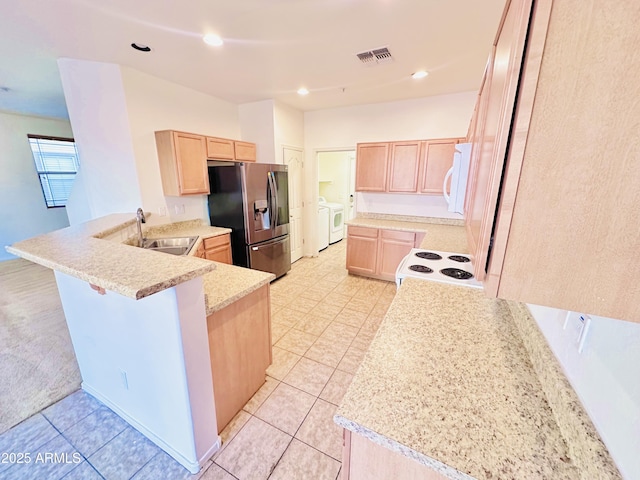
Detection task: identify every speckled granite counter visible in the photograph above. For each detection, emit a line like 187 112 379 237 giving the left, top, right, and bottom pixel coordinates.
335 279 579 479
201 264 274 315
6 214 216 299
346 215 469 252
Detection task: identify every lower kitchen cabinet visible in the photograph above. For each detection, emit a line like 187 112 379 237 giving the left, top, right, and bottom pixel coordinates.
195 234 232 264
206 285 271 432
341 430 448 480
346 226 423 281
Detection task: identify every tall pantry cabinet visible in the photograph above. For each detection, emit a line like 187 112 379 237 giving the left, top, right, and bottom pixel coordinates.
466 0 640 322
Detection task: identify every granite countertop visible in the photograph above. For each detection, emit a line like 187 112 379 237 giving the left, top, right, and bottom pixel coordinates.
346 214 469 252
6 214 217 299
335 278 579 479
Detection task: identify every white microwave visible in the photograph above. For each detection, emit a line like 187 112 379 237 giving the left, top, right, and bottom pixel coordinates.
443 143 472 214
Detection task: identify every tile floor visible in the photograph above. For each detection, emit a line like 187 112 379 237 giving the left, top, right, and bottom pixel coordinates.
0 241 395 480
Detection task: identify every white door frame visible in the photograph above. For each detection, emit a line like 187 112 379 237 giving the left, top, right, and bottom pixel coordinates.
283 146 304 263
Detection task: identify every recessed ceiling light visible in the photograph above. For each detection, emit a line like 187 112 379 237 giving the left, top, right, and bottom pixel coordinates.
131 43 152 52
412 70 429 79
297 88 309 96
203 34 223 47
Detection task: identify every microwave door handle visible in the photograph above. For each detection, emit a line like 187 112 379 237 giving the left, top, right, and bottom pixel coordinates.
443 166 454 204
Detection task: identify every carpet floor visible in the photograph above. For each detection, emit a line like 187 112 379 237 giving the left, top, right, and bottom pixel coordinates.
0 258 80 434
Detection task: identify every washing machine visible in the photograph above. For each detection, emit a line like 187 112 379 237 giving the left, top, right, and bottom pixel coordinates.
319 197 344 244
318 205 330 251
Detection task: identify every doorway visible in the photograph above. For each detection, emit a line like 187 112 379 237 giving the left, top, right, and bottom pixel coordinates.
284 147 304 263
317 150 356 235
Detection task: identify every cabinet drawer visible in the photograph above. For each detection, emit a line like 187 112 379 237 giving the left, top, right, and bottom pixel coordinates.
203 233 230 250
348 226 379 238
380 229 416 243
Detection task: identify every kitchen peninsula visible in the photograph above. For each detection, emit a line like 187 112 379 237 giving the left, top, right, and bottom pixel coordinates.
5 213 274 474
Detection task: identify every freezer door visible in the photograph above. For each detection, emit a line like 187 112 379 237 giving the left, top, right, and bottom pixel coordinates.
248 235 291 279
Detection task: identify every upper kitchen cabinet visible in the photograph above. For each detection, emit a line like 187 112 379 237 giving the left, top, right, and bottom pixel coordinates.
387 141 421 192
207 137 257 162
468 0 640 322
355 143 389 192
155 130 210 196
419 138 464 194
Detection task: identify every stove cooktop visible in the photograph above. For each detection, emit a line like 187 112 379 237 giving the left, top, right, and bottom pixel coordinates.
395 249 482 289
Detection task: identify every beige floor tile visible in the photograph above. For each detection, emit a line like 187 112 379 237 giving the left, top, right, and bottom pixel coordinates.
271 322 291 345
370 303 391 317
201 463 236 480
344 298 375 314
275 329 318 356
272 308 305 328
350 330 376 351
295 399 343 461
215 416 291 480
316 278 342 290
288 297 320 314
320 292 353 308
212 410 251 460
271 292 295 308
266 347 301 381
319 370 354 406
254 383 315 435
320 322 360 344
332 283 361 297
303 337 350 369
298 289 330 303
310 302 344 320
294 314 333 336
361 315 384 333
243 376 279 414
333 308 368 328
282 357 334 397
269 438 341 480
336 346 366 374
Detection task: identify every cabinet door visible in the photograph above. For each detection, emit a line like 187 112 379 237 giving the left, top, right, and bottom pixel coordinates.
355 143 389 192
377 230 415 281
388 141 421 192
346 227 379 275
204 234 232 264
206 137 235 160
234 141 256 162
173 132 209 195
419 139 458 194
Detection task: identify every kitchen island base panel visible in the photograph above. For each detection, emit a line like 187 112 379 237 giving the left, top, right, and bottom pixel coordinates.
207 284 272 433
342 430 450 480
54 272 219 474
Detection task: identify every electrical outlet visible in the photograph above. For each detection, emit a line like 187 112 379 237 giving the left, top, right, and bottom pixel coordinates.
158 206 167 216
174 204 185 215
563 311 591 354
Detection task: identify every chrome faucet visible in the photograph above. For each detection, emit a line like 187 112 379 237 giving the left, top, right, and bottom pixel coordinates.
136 208 146 247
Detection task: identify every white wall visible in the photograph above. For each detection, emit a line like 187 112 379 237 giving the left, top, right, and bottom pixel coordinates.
120 66 240 223
274 100 305 163
239 100 276 164
527 305 640 479
58 59 142 224
0 111 72 261
302 92 476 254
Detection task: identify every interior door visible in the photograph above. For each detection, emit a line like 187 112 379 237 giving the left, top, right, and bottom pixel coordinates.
284 147 304 263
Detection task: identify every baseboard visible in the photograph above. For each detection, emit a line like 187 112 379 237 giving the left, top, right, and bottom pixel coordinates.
82 383 221 474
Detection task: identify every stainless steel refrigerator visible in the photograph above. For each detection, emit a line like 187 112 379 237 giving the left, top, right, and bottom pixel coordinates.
207 161 291 278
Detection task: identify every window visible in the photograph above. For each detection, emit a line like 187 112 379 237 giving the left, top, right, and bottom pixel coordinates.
28 135 80 208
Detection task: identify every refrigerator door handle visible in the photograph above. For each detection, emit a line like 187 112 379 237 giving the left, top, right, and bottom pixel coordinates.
268 171 277 230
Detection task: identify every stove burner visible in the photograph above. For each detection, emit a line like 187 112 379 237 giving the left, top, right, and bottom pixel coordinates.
409 265 433 274
415 251 442 260
448 255 470 263
440 268 474 280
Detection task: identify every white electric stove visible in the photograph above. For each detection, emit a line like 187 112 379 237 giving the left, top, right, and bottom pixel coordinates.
395 248 482 289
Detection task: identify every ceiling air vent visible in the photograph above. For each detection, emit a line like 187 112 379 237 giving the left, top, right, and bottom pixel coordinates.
356 47 393 66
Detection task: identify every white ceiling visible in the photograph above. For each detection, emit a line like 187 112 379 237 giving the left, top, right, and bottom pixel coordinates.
0 0 506 119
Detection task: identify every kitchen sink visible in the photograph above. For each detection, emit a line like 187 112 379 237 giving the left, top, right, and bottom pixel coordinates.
141 236 198 256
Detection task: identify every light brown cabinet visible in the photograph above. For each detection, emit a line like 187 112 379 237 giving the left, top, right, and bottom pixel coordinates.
194 234 232 264
356 139 463 195
355 143 389 192
346 226 422 282
341 430 448 480
467 0 640 322
155 130 209 196
206 137 256 162
207 284 271 432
